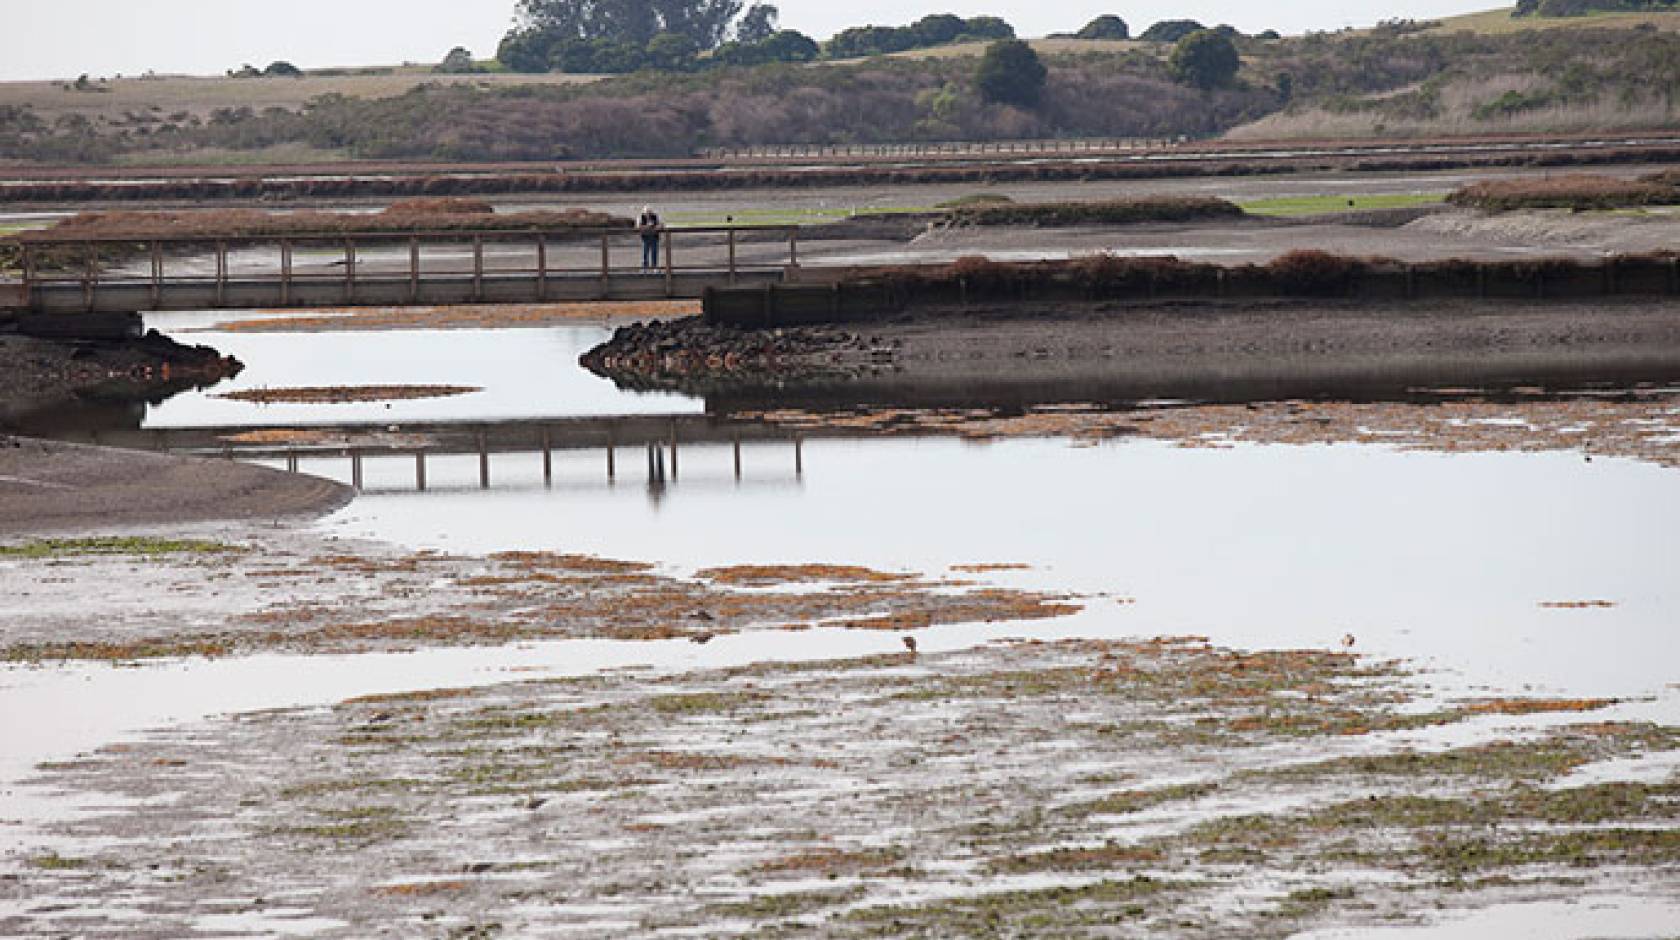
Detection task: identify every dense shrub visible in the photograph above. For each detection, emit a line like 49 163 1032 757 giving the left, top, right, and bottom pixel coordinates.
948 196 1244 226
1140 20 1206 43
1170 30 1242 90
1076 15 1131 40
976 40 1047 108
1448 174 1680 209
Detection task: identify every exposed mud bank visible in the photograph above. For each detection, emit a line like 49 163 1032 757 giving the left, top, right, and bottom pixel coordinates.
0 438 352 535
4 629 1674 938
0 329 242 425
582 298 1680 405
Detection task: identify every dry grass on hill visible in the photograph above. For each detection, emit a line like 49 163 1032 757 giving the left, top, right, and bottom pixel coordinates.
22 198 625 242
0 71 600 124
1422 6 1680 35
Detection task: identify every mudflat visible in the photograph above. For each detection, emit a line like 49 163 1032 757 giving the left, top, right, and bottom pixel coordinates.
0 436 351 534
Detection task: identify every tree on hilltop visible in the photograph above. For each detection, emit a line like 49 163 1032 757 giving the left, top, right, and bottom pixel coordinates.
1076 15 1130 40
436 48 478 74
734 3 778 43
1141 19 1205 42
1169 29 1240 90
976 39 1047 108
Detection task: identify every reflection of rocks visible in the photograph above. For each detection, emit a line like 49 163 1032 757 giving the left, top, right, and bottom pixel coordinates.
579 317 892 394
1 329 242 428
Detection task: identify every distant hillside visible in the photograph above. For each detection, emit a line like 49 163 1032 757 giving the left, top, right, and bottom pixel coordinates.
1231 8 1680 140
3 10 1679 164
1423 3 1680 33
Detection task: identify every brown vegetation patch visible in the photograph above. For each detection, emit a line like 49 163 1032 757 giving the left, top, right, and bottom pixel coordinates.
1449 173 1680 211
488 551 654 575
370 880 468 897
743 393 1680 470
947 197 1243 227
1539 599 1619 609
755 848 904 877
950 563 1031 573
1464 698 1617 716
216 384 481 404
22 203 625 242
696 564 914 585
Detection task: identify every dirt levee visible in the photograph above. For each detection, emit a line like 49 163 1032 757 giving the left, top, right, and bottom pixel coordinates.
0 437 352 535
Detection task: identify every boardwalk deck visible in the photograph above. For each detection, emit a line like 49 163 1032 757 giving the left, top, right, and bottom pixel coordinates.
5 224 800 314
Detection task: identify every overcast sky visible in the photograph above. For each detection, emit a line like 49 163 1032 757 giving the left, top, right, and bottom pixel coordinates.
7 1 1497 82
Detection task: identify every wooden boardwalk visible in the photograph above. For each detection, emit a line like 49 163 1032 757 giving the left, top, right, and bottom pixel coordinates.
4 224 801 315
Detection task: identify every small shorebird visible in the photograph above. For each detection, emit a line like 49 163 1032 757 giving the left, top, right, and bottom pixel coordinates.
1340 633 1357 649
903 636 918 655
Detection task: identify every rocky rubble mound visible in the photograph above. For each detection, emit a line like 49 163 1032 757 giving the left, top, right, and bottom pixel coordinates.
579 317 887 389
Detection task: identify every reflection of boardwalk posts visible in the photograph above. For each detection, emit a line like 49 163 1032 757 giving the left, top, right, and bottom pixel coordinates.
38 415 818 494
11 224 802 315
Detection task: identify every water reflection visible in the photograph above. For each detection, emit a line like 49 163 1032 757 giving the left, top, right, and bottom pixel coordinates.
310 436 1680 700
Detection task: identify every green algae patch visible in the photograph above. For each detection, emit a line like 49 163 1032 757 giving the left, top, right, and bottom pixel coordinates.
1066 781 1218 817
844 875 1182 935
0 536 239 558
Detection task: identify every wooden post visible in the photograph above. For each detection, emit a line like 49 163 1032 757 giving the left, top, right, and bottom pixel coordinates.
150 241 162 309
541 427 553 486
408 236 420 303
788 227 799 269
536 234 548 301
472 235 484 302
280 240 292 306
477 431 490 489
215 240 228 306
20 244 34 299
83 244 96 312
600 231 610 299
663 229 674 298
733 434 742 481
415 452 427 492
343 239 355 303
669 421 679 481
606 430 616 481
351 450 363 491
727 228 737 285
794 435 803 477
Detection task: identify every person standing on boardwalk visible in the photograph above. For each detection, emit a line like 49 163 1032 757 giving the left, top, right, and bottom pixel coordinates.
638 206 662 270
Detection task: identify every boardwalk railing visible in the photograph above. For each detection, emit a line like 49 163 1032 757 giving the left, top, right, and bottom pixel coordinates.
10 224 802 314
700 137 1179 160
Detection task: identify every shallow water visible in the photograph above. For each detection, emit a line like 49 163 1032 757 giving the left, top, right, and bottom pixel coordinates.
302 435 1680 701
139 314 698 428
18 316 1680 703
1288 894 1680 940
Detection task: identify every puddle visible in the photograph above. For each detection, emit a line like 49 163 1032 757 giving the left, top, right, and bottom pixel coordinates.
1289 894 1680 939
